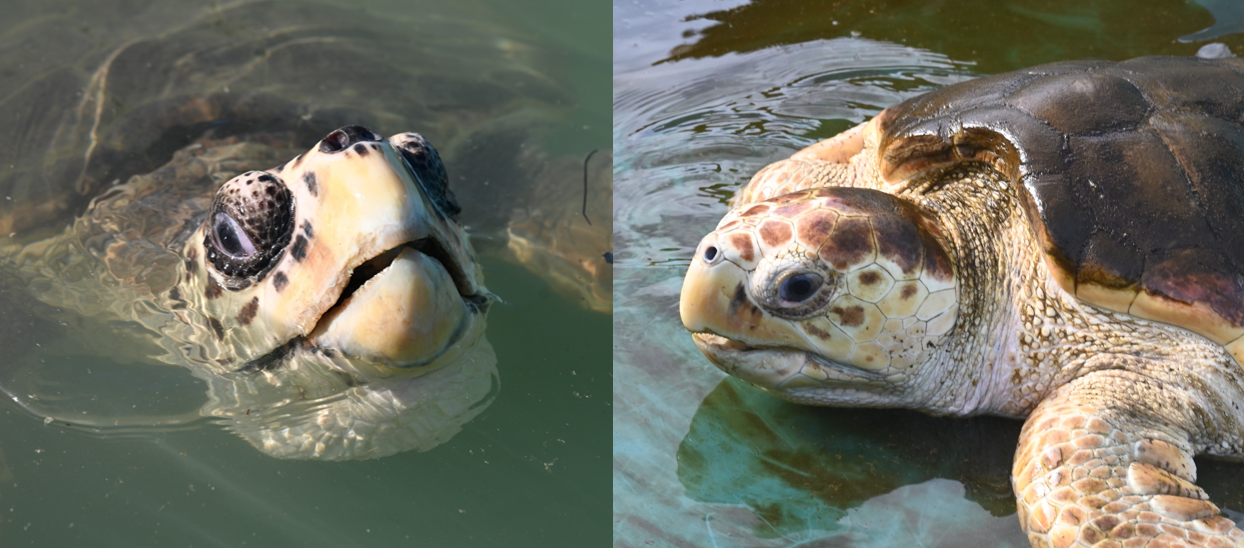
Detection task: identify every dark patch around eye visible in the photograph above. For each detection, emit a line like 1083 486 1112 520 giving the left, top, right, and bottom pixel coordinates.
206 277 223 299
291 235 308 262
303 172 318 196
237 296 259 326
273 271 288 292
208 317 225 340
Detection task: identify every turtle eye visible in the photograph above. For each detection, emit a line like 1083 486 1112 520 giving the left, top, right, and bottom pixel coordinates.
213 213 256 259
203 171 295 290
753 266 835 320
778 272 823 303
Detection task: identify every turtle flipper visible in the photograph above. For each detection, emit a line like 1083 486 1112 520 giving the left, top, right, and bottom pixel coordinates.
1013 369 1244 548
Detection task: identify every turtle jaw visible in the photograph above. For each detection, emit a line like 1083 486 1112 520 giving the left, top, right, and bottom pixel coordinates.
680 247 893 401
304 240 485 371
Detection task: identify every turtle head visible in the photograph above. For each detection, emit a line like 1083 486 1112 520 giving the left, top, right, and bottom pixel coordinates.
680 187 958 408
178 125 496 459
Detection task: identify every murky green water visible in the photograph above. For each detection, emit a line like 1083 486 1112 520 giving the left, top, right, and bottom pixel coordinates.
0 0 610 545
613 1 1244 546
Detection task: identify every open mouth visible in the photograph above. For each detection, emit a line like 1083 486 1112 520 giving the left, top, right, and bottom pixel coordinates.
691 332 883 383
692 332 754 351
238 236 481 374
325 236 474 318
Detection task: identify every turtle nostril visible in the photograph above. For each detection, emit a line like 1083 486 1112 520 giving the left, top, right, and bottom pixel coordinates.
321 129 349 152
319 125 382 153
703 245 718 262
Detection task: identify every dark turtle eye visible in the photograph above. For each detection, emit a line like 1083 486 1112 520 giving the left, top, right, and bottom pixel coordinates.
703 245 718 262
213 213 256 259
778 272 823 303
204 171 295 290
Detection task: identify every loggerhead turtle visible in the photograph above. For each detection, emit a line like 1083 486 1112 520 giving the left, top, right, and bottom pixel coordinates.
0 1 610 460
681 56 1244 546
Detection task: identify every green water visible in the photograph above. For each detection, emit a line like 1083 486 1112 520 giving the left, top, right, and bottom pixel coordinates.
613 1 1244 547
0 0 610 546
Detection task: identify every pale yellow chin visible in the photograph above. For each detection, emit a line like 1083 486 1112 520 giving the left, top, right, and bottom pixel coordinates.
309 247 478 370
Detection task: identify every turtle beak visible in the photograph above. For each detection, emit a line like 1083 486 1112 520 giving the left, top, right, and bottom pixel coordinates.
308 246 482 368
679 249 806 347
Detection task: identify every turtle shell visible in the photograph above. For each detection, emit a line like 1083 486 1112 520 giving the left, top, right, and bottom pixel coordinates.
869 56 1244 360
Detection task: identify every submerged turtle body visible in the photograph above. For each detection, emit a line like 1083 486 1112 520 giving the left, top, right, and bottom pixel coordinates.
682 57 1244 547
0 1 608 460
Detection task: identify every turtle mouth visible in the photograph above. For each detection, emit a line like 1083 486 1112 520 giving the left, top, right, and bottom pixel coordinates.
326 236 476 318
691 332 884 384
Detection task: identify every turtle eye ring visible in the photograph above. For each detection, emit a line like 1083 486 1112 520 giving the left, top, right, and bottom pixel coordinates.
213 213 257 259
203 170 295 290
778 272 823 303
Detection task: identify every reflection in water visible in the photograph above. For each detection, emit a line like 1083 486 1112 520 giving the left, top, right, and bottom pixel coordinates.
678 377 1019 535
0 0 610 461
664 0 1236 73
0 0 611 543
614 1 1244 546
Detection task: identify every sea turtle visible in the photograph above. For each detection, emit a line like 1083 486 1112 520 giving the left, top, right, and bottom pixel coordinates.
0 1 609 460
680 56 1244 547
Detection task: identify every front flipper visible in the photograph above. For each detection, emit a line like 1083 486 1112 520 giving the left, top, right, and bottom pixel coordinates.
1013 369 1244 548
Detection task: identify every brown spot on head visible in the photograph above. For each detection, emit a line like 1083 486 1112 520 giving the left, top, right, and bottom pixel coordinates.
832 305 865 327
741 204 771 218
290 235 308 262
758 219 793 250
803 322 833 341
718 219 741 232
273 271 288 292
728 232 755 263
858 271 880 286
921 233 955 283
900 284 918 300
772 200 814 218
728 283 764 325
291 153 304 168
353 143 369 156
237 296 259 326
871 207 926 275
819 216 875 271
794 209 838 251
301 220 314 239
205 277 223 299
303 172 318 197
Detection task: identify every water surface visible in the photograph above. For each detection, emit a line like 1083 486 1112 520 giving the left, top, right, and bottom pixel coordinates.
613 1 1244 546
0 0 611 545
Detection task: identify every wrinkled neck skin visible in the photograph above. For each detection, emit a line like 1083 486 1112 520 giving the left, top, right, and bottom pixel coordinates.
885 165 1244 453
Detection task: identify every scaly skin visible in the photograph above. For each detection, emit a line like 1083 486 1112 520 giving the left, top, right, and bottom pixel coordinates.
681 147 1244 546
